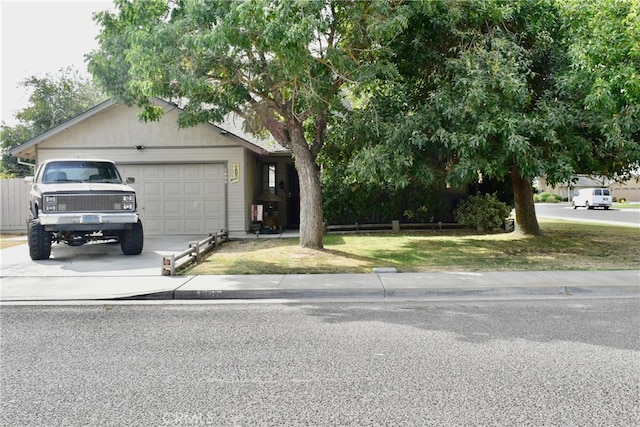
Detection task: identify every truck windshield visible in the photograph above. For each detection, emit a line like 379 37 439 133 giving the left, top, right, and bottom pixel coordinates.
42 161 123 184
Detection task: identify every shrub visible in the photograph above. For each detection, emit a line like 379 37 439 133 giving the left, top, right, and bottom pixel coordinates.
534 192 562 203
455 193 511 232
322 178 452 224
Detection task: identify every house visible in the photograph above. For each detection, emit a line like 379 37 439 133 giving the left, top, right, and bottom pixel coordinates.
537 174 640 202
8 98 298 237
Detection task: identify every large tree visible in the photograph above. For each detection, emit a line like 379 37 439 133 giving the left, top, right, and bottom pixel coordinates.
557 0 640 178
1 67 105 177
343 0 639 235
88 0 406 248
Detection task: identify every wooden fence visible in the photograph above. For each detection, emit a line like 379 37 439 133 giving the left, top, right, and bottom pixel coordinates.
1 178 30 233
324 220 468 233
161 230 229 276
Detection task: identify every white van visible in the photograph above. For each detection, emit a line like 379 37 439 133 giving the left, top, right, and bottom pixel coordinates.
572 188 612 210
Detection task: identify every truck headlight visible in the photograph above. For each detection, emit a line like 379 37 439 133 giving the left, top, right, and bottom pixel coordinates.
44 195 57 211
121 194 135 210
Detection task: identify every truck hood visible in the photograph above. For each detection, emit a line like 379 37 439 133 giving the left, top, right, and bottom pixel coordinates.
38 182 136 193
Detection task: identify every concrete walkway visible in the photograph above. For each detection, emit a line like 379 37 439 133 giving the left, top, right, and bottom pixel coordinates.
2 233 638 302
1 270 638 302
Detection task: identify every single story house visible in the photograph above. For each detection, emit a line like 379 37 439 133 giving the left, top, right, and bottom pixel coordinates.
537 174 640 202
8 98 299 237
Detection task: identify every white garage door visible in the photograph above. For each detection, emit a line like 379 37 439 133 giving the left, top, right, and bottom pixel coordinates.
119 163 226 235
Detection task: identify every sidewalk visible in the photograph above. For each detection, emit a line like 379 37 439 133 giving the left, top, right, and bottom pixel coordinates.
1 270 638 302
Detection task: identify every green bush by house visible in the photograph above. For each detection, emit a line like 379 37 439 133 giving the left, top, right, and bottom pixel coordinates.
455 193 511 232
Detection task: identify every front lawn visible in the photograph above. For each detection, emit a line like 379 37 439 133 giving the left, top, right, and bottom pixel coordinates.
183 219 640 275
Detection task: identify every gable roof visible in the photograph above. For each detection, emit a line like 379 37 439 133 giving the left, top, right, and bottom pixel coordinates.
8 98 289 158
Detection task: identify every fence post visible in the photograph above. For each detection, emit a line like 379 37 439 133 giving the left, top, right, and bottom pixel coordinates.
161 254 176 276
191 241 201 261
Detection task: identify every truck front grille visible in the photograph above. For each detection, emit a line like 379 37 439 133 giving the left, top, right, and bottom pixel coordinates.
55 194 128 212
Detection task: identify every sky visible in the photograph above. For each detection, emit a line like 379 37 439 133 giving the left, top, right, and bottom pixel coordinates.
1 0 113 125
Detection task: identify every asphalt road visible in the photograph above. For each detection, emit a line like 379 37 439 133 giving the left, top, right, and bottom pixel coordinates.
535 203 640 226
2 299 638 426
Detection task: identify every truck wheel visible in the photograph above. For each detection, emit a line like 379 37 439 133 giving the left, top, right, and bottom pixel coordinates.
28 219 51 260
121 220 144 255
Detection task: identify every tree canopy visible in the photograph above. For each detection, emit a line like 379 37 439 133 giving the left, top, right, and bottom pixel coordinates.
330 0 639 235
1 67 105 177
85 0 638 238
88 0 406 248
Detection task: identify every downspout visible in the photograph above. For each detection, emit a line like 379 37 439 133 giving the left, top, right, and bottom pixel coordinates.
16 158 36 170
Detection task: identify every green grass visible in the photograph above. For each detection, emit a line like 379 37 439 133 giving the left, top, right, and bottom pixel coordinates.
184 219 640 275
613 202 640 209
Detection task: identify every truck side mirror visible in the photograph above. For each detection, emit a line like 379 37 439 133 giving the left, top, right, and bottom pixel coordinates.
24 176 34 184
126 177 135 184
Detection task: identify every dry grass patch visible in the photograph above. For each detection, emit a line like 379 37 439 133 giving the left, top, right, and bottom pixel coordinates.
0 234 27 250
183 219 640 275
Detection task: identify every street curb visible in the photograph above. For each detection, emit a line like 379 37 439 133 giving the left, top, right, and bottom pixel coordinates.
171 288 386 300
113 284 640 301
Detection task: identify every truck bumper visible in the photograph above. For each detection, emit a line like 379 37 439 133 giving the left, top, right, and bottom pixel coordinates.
38 212 139 231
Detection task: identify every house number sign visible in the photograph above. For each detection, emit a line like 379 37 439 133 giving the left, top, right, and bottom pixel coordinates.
229 163 240 183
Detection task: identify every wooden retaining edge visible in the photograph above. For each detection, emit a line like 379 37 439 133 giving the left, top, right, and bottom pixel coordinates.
161 229 229 276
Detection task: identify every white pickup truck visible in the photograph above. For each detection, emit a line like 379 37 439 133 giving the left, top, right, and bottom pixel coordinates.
26 159 143 260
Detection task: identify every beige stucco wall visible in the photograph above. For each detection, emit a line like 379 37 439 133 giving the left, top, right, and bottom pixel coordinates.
610 181 640 202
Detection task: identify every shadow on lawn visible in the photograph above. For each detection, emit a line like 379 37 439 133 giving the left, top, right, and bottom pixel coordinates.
196 223 640 274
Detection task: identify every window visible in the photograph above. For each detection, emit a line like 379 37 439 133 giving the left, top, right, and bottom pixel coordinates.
262 164 276 194
43 161 122 184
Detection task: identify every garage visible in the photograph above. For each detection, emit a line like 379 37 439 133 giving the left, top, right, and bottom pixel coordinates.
119 163 227 235
7 99 288 237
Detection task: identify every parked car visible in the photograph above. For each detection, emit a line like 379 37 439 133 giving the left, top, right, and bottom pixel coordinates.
572 188 612 210
25 159 143 260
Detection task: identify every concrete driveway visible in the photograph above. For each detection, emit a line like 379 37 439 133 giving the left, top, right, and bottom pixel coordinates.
0 235 203 277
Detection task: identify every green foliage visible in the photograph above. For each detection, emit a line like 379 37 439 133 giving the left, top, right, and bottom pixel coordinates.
0 124 34 177
88 0 409 248
328 0 639 236
89 0 406 141
455 193 511 232
13 67 104 135
0 67 104 177
556 0 640 180
321 176 451 225
534 192 562 203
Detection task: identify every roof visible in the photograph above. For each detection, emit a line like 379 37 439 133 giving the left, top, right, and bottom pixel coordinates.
216 111 289 154
8 98 289 158
570 175 614 187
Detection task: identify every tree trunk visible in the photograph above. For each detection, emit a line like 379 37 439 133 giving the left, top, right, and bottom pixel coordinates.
290 134 324 249
510 166 541 235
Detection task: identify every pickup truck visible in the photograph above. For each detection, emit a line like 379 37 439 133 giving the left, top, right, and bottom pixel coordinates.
26 159 143 260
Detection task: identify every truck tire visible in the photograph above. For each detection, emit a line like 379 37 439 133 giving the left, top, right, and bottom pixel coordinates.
121 220 144 255
28 219 51 260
